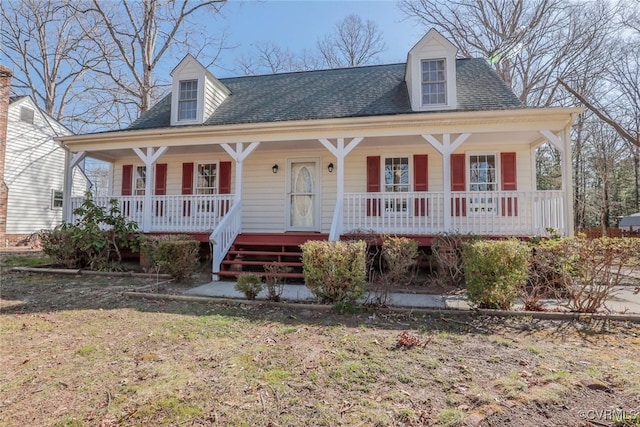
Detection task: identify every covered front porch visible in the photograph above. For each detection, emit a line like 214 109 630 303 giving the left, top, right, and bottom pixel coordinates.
59 108 579 280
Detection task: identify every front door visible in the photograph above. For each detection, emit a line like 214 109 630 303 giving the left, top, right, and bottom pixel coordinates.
287 158 320 231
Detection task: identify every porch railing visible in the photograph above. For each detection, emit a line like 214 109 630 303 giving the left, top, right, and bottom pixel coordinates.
210 200 242 280
343 190 565 236
68 194 235 233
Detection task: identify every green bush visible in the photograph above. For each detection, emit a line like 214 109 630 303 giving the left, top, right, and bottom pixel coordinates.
301 240 367 304
524 237 572 310
463 239 531 309
40 193 139 269
140 235 200 282
235 273 263 300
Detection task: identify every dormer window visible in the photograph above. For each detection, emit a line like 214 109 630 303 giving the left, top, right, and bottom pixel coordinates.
405 29 458 111
178 80 198 121
421 59 446 105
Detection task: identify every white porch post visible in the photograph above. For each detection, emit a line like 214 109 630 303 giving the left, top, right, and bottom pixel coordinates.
422 133 470 231
319 137 363 240
220 141 260 202
133 146 168 232
540 130 572 235
63 150 86 223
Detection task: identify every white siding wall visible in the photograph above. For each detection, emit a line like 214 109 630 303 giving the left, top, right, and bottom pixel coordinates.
5 98 83 233
203 75 228 118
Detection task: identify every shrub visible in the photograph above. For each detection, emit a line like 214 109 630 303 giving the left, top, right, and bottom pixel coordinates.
301 240 367 304
344 228 383 283
562 236 640 313
235 273 263 300
263 262 290 302
40 193 139 269
463 239 531 309
140 234 200 282
369 235 419 305
524 237 572 311
431 233 479 288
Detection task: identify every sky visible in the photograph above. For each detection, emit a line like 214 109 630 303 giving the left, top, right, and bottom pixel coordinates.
205 0 428 77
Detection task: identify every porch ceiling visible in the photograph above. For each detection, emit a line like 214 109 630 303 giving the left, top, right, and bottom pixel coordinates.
83 130 546 162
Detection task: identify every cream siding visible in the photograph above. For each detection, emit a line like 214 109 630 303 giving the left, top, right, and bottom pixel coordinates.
5 98 83 233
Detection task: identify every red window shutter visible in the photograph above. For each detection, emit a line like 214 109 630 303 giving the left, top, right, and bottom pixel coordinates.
219 161 232 194
500 152 517 191
182 163 193 216
500 152 518 216
413 154 428 216
154 163 167 195
218 161 232 216
121 164 133 196
450 154 466 217
182 163 194 195
366 156 381 216
154 163 167 217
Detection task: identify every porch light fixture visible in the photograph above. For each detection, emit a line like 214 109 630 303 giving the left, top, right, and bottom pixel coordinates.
327 162 334 173
272 164 279 174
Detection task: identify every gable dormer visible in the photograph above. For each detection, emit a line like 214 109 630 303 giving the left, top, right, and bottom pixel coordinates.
405 29 458 112
170 54 230 126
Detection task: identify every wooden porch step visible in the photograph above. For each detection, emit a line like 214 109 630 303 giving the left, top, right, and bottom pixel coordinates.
221 260 302 267
217 270 304 280
226 250 302 257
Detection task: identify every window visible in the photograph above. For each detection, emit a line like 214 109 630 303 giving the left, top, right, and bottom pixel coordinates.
51 190 63 209
468 154 497 214
20 107 34 124
178 79 198 121
134 165 146 195
195 163 217 194
421 59 446 105
384 157 409 212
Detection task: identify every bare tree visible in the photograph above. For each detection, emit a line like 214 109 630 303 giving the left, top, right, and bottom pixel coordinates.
317 14 386 68
236 42 319 75
0 0 101 122
400 0 616 106
79 0 227 119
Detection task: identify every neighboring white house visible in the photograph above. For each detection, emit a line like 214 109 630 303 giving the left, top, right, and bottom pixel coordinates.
57 29 583 279
1 94 85 245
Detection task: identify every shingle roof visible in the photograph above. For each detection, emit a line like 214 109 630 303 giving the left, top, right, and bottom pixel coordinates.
128 59 521 131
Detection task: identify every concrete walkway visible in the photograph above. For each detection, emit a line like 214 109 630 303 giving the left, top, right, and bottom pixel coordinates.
185 282 640 314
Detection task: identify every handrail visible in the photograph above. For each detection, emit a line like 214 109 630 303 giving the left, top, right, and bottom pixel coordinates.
209 200 242 281
328 198 343 241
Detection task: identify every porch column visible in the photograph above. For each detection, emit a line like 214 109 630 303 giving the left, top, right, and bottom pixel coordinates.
540 130 572 235
63 150 86 223
422 133 470 231
220 142 260 202
319 137 363 240
133 146 168 232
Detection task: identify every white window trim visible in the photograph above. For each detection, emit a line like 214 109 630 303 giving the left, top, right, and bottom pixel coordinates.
194 161 219 195
178 79 199 122
170 72 205 125
466 152 500 216
421 58 447 107
51 189 63 210
382 155 413 215
134 164 146 196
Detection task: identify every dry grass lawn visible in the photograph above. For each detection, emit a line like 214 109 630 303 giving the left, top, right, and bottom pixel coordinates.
1 255 639 426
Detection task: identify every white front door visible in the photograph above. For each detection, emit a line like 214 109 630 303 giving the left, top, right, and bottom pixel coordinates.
287 158 320 231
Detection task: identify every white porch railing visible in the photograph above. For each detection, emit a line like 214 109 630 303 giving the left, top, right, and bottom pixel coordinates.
343 190 565 236
68 194 235 233
343 192 445 234
210 200 242 280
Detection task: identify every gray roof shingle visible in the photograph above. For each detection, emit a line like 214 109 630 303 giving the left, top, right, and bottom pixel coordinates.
128 59 521 131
